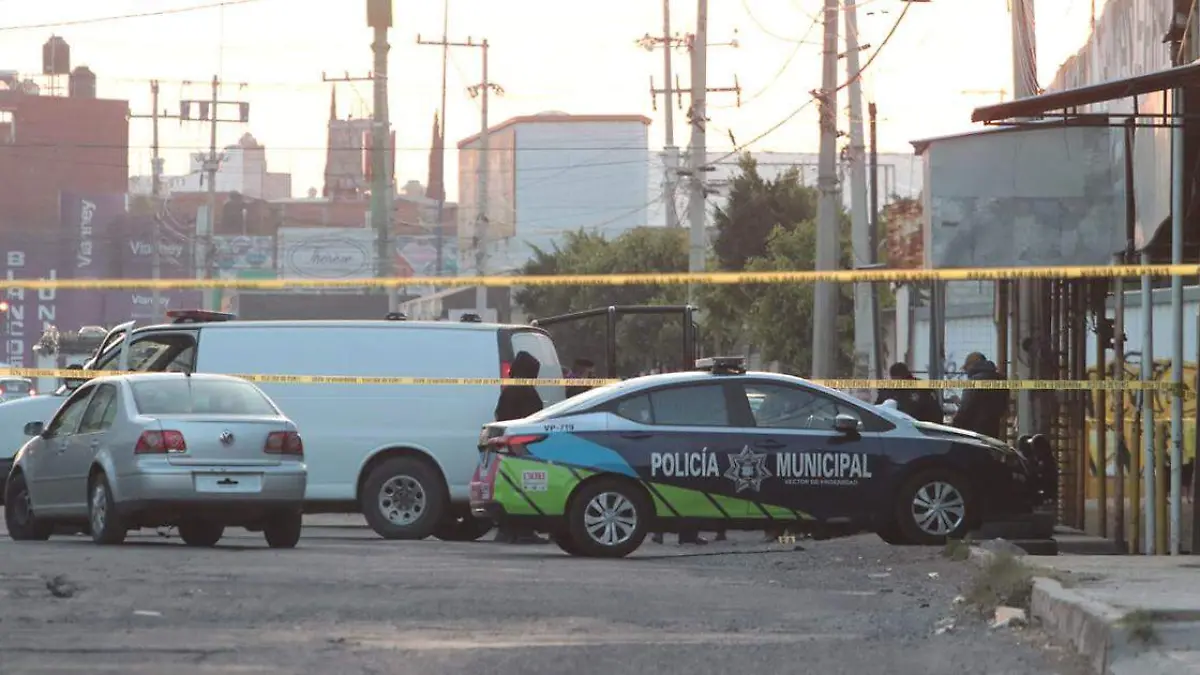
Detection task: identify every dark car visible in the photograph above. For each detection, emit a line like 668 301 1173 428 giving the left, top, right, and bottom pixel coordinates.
470 357 1041 558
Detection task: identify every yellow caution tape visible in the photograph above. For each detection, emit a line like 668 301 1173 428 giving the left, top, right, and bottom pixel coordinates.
0 367 1191 395
0 264 1197 290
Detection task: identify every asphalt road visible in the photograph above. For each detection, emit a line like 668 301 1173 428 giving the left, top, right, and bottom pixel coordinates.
0 516 1088 675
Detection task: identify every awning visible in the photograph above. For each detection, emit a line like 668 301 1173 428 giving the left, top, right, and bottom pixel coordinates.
971 61 1200 124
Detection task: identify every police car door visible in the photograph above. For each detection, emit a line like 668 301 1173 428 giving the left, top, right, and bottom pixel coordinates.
603 381 758 520
736 380 888 523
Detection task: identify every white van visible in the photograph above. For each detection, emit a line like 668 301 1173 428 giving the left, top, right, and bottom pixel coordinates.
0 311 565 540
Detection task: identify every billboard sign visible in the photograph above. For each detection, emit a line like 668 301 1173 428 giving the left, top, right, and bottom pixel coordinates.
213 235 275 274
2 239 63 367
278 227 376 280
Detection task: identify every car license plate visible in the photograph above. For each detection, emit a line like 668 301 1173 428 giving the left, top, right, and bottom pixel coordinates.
193 473 263 494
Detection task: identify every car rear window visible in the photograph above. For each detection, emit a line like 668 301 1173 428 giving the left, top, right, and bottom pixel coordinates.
0 379 31 393
132 379 278 416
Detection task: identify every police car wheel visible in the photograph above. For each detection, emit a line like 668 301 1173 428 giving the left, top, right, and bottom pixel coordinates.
894 468 973 546
551 533 583 556
567 479 650 558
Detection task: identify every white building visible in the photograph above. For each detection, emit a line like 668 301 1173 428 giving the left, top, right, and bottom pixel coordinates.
129 133 292 200
455 113 651 274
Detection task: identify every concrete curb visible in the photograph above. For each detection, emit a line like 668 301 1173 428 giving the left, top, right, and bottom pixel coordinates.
968 545 1121 674
1029 577 1127 675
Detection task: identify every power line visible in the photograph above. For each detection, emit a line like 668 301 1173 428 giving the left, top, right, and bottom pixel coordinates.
3 141 686 153
740 0 821 44
0 0 270 31
709 0 912 166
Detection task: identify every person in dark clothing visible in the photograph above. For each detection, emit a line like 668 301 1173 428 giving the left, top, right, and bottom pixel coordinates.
493 351 547 544
495 351 544 422
565 357 596 399
952 352 1009 439
875 362 944 423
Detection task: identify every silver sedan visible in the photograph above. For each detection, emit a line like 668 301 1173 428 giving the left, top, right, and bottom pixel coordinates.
4 373 307 548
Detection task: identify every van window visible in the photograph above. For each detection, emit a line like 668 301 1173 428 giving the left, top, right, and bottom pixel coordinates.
93 332 198 373
508 330 564 405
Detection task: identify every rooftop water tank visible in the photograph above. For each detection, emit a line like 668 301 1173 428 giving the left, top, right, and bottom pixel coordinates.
42 36 70 76
69 66 96 99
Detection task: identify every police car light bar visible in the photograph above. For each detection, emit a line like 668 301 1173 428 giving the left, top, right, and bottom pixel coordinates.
166 309 237 324
695 356 746 375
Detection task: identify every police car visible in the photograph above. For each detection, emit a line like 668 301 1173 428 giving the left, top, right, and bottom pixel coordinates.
469 357 1039 558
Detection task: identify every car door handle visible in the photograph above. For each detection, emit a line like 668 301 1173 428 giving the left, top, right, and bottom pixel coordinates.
89 439 101 449
620 432 653 440
755 439 786 450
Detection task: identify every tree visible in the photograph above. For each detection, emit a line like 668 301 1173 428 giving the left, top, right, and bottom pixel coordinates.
698 155 854 375
514 228 689 376
711 154 817 271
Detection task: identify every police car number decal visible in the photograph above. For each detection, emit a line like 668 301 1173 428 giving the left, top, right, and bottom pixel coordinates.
521 470 549 492
540 422 575 432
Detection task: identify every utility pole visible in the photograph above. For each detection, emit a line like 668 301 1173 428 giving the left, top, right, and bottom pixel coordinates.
179 76 250 311
417 35 501 315
130 80 181 321
812 0 841 379
687 0 708 306
435 0 450 275
868 101 883 380
1011 0 1039 441
415 4 459 277
367 0 395 312
843 0 873 381
637 1 688 229
682 0 741 305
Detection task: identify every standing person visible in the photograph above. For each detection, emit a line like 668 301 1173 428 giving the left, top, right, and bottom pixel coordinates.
952 352 1009 439
875 362 944 423
565 357 596 399
493 351 548 544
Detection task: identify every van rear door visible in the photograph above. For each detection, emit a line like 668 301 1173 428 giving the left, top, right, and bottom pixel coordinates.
500 328 564 406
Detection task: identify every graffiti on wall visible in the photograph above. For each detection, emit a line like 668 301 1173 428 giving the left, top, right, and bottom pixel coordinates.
1087 356 1198 421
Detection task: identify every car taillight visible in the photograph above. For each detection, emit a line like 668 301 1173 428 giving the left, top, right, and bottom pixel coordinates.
135 430 187 454
486 434 545 457
265 431 303 456
500 361 512 378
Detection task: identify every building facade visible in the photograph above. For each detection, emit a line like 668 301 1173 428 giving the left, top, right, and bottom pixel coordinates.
456 113 652 274
0 88 128 231
129 133 292 200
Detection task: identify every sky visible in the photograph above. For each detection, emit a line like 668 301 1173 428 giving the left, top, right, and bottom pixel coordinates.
0 0 1100 200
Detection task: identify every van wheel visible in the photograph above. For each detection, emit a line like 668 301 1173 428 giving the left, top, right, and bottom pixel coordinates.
566 478 649 558
362 456 446 540
432 510 494 542
893 468 974 546
4 473 52 541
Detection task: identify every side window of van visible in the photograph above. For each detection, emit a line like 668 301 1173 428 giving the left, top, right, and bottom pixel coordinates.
92 333 198 372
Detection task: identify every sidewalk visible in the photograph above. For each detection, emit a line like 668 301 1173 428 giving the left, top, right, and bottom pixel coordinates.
1022 554 1200 674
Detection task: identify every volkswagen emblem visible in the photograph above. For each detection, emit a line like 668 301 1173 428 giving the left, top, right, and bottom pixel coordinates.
219 430 235 446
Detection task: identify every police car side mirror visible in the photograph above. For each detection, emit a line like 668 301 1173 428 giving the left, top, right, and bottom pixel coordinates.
833 414 860 435
24 421 44 437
